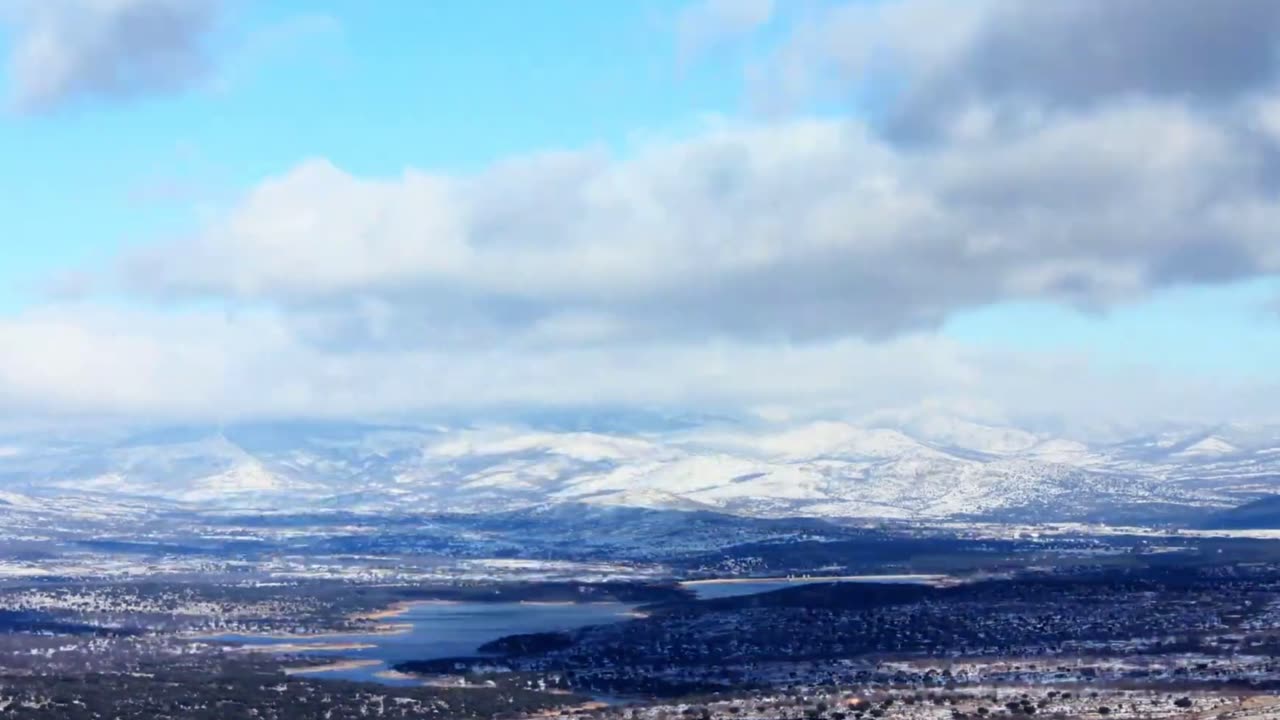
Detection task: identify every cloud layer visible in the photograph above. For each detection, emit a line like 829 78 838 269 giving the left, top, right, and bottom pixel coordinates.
2 302 1274 432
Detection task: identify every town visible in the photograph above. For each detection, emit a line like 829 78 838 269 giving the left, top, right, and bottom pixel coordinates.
6 532 1280 718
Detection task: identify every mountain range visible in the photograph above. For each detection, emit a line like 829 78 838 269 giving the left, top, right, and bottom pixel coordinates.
2 415 1279 526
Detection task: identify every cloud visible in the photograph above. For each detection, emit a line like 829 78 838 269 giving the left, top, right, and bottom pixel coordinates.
894 0 1280 142
2 303 1274 431
7 0 1280 426
676 0 774 62
932 0 1280 102
115 2 1280 345
756 0 1280 140
4 0 222 113
123 101 1280 342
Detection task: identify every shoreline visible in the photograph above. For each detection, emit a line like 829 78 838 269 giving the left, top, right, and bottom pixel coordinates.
231 641 376 653
373 669 421 682
354 599 459 621
680 574 950 586
189 594 644 647
187 621 413 642
285 659 383 675
528 701 610 716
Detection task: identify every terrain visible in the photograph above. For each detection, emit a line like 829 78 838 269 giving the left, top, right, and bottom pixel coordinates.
6 534 1280 719
2 416 1279 528
6 418 1280 718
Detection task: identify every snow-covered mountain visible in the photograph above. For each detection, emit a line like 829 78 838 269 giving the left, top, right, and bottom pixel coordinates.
1 417 1279 524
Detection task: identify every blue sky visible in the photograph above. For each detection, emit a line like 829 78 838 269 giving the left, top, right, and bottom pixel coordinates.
1 1 743 299
944 280 1280 380
0 0 1278 425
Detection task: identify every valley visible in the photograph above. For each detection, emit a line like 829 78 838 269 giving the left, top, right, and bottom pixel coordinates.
6 419 1280 718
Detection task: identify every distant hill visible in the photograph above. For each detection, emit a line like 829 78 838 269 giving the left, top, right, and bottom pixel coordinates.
2 418 1280 526
1201 494 1280 530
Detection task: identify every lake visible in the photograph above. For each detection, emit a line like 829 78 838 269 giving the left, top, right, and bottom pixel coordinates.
212 575 947 685
210 601 638 685
681 574 948 599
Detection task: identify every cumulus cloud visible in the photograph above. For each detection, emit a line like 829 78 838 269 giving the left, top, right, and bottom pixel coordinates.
124 103 1280 343
113 1 1280 346
3 0 222 113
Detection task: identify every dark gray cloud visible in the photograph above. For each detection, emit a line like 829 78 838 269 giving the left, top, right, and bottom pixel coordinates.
882 0 1280 140
965 1 1280 102
5 0 222 113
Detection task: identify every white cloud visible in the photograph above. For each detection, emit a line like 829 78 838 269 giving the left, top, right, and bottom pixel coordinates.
124 103 1280 343
1 303 1274 430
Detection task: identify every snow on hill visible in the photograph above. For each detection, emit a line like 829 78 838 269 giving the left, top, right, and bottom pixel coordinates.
752 423 934 460
1024 439 1101 466
887 415 1042 456
0 488 160 531
1172 436 1239 458
0 418 1278 525
429 429 664 463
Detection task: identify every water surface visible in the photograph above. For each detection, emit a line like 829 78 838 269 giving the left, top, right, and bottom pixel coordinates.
214 575 947 684
213 601 636 685
682 574 945 600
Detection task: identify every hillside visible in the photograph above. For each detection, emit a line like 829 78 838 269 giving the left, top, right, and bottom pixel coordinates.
1 418 1278 526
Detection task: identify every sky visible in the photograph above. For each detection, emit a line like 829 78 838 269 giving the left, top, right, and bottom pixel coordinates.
1 0 1279 432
